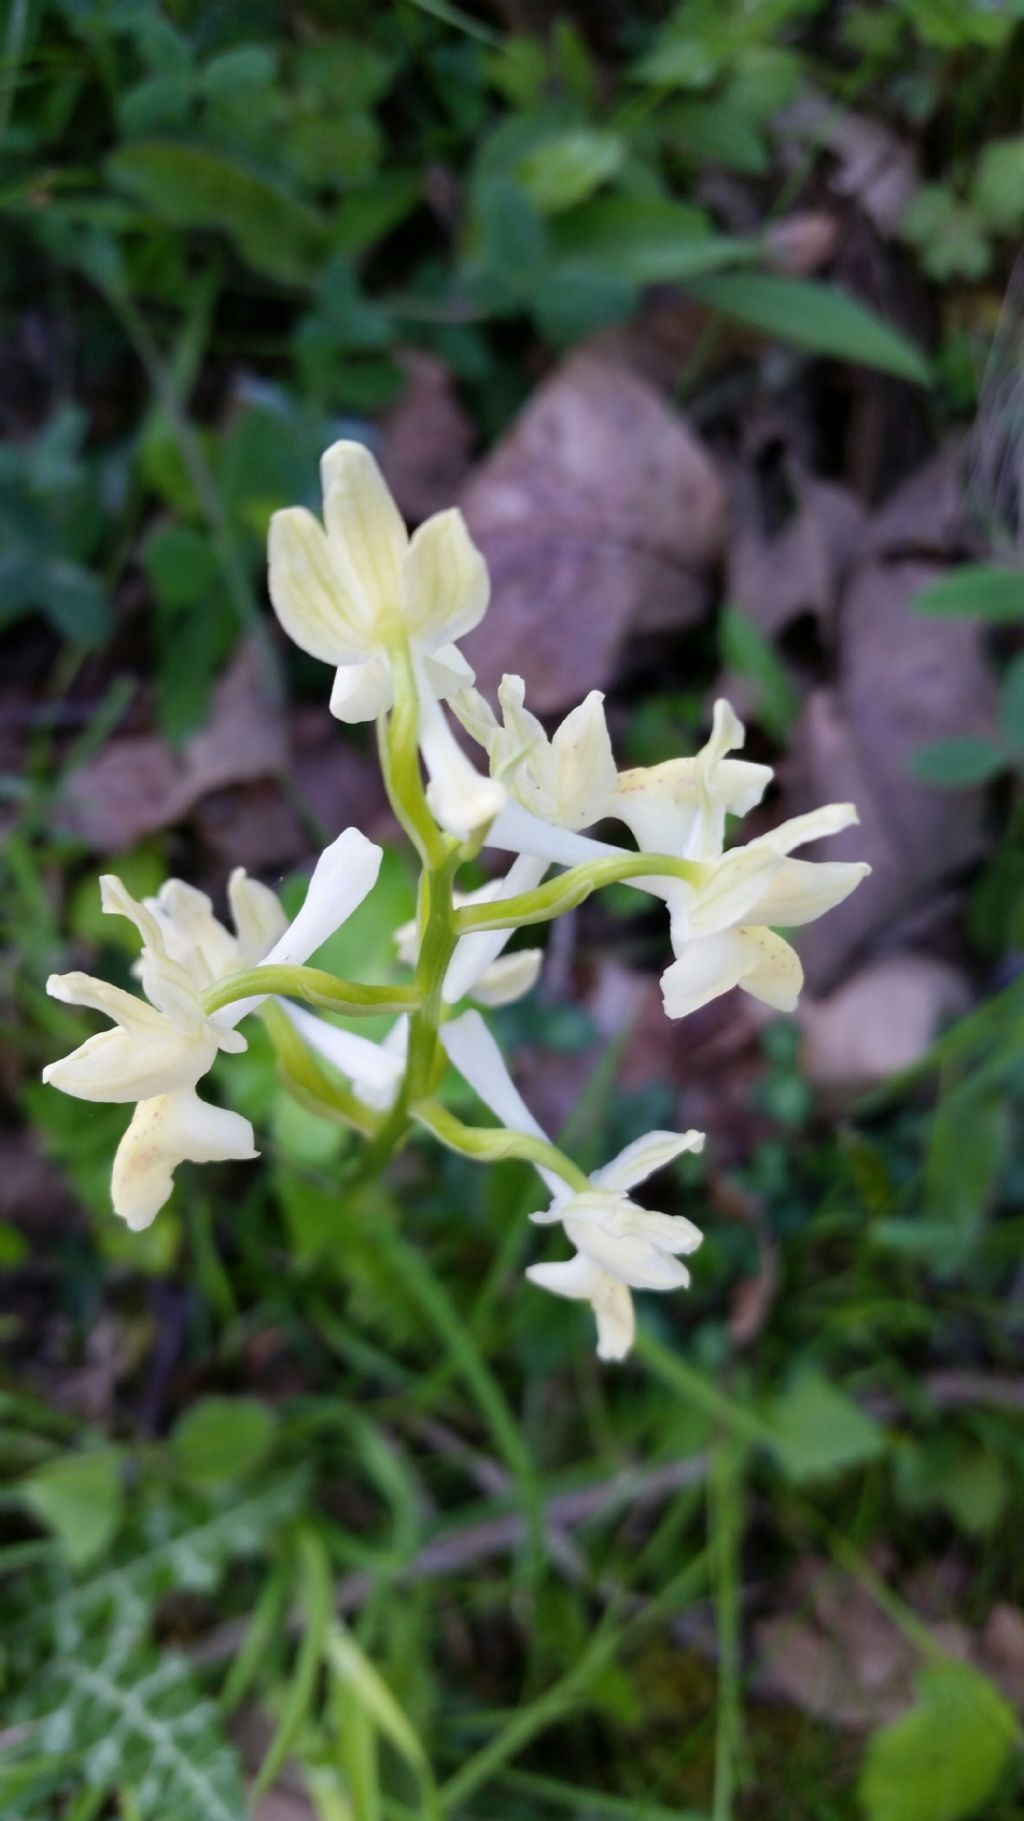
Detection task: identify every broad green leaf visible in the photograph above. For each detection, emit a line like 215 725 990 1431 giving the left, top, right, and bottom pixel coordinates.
553 196 752 284
924 1090 1009 1265
911 564 1024 621
859 1662 1015 1821
687 272 932 384
516 129 623 214
171 1397 276 1486
909 736 1004 789
22 1449 123 1568
107 142 327 283
998 652 1024 761
767 1373 885 1483
42 559 111 646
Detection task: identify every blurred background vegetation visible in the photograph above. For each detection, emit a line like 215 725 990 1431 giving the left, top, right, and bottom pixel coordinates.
2 1 1024 1817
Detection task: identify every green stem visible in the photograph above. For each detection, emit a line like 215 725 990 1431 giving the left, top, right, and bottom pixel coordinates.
202 967 419 1018
452 852 703 934
378 640 450 870
413 1099 590 1196
261 1002 378 1137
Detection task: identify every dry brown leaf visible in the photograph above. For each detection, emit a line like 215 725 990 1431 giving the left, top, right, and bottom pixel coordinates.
460 351 726 711
799 954 971 1092
728 450 865 639
763 211 841 276
64 643 287 850
779 96 918 235
377 350 475 524
783 552 997 985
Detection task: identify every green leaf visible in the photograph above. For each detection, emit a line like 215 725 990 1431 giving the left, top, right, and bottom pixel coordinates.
972 137 1024 234
719 605 800 740
998 652 1024 761
171 1397 276 1486
911 564 1024 621
107 142 328 283
22 1449 123 1569
859 1662 1015 1821
516 129 623 214
553 196 752 284
686 272 932 384
42 559 111 646
767 1373 886 1483
909 736 1004 788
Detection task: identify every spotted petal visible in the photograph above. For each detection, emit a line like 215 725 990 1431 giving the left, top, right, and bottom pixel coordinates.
111 1088 256 1229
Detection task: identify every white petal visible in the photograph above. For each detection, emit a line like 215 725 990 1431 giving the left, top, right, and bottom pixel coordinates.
472 948 544 1007
222 830 382 1025
403 508 490 646
330 654 395 722
418 676 505 839
594 1128 705 1194
321 440 407 624
424 642 476 702
660 929 760 1020
43 1020 217 1104
526 1252 599 1302
442 854 548 1003
742 858 871 929
228 870 289 963
440 1011 569 1202
268 507 375 663
485 800 624 868
564 1213 691 1290
662 926 804 1019
526 1254 635 1359
111 1089 256 1229
46 970 167 1033
281 1001 406 1102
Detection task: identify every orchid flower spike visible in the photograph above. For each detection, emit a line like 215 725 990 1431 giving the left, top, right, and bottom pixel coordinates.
43 830 381 1228
441 1011 704 1360
454 676 617 831
268 440 489 724
612 700 870 1020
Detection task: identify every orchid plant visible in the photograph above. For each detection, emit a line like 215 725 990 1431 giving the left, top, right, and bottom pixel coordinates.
44 442 869 1362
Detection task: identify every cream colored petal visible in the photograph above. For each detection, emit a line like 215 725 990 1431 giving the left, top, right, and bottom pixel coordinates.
99 874 165 955
404 508 489 646
594 1128 705 1194
321 440 407 623
329 655 395 722
42 1020 217 1104
663 926 804 1019
686 847 783 934
660 929 759 1021
750 802 860 855
228 870 289 964
564 1212 691 1290
472 948 544 1007
46 970 166 1033
111 1089 256 1229
424 642 476 702
146 879 238 982
742 858 871 929
442 854 547 1003
268 507 375 663
450 685 499 752
550 691 617 828
525 1253 635 1360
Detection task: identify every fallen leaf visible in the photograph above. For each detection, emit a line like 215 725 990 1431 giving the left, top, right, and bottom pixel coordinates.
799 955 971 1092
783 552 997 985
864 442 976 562
460 350 726 711
779 97 918 236
763 211 842 276
64 642 288 850
728 437 865 638
377 350 475 524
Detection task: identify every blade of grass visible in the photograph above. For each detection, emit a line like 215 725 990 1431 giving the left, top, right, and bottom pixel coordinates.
253 1528 333 1797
